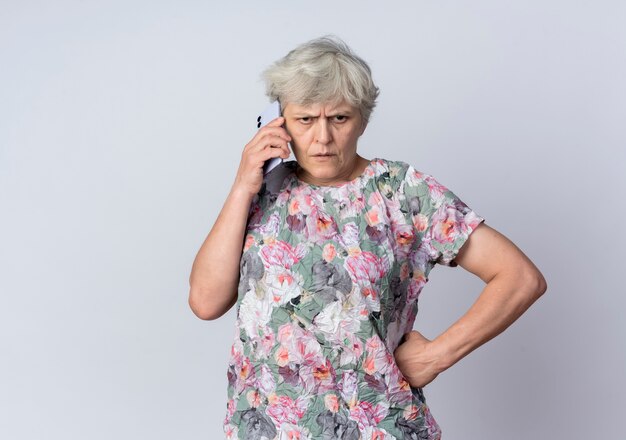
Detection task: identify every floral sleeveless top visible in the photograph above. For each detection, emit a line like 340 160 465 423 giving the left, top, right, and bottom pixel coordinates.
223 158 485 440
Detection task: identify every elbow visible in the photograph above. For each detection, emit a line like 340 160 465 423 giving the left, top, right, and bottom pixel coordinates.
525 267 548 302
188 287 233 321
532 265 548 296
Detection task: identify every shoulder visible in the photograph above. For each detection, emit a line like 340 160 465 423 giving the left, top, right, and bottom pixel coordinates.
372 158 439 196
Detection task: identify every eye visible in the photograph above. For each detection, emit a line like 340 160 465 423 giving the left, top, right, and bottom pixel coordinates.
333 115 348 123
299 117 312 124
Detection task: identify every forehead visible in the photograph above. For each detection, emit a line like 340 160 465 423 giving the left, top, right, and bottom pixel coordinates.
284 100 357 115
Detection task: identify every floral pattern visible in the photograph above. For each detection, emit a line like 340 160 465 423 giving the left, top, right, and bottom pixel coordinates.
223 158 485 439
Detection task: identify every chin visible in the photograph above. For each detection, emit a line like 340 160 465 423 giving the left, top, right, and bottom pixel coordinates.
311 165 338 176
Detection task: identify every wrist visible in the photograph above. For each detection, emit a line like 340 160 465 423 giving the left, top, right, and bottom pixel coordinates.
430 337 457 373
229 183 257 201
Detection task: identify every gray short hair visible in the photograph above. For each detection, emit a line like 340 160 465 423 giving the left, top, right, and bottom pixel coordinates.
261 35 380 123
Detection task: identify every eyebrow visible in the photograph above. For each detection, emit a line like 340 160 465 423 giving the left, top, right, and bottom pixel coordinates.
292 108 355 117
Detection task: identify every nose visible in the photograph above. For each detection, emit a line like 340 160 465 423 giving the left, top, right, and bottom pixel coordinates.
315 118 332 145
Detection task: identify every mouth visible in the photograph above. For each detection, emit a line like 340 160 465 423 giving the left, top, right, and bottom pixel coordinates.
313 154 335 157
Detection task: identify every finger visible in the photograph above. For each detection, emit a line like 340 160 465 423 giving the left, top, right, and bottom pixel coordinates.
245 127 291 152
250 135 290 154
262 145 290 160
251 147 288 169
259 126 291 142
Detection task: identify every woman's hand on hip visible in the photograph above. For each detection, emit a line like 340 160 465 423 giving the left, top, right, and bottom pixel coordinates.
393 330 444 388
233 116 292 197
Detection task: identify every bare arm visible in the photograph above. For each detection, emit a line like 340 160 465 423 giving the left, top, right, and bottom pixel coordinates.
188 116 291 320
188 187 255 320
394 223 548 387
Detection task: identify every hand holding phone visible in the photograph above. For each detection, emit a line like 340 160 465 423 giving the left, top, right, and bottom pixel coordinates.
257 101 285 175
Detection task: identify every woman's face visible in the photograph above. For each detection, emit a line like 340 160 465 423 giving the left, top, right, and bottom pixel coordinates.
282 100 367 186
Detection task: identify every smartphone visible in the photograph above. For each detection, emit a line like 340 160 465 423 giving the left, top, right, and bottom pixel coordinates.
257 100 284 175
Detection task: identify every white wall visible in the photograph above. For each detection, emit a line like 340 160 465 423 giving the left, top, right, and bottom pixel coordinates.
1 1 624 438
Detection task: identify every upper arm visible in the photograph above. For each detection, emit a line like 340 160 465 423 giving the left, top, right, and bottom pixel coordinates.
453 222 547 291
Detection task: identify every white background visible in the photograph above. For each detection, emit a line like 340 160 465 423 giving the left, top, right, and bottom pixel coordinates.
1 1 624 439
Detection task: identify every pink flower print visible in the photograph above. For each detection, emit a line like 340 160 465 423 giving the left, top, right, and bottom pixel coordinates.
345 250 386 285
344 251 387 312
246 389 261 408
266 394 309 427
363 354 377 375
430 202 467 244
274 345 290 366
277 322 294 344
335 187 366 220
277 423 310 440
412 213 429 232
312 359 337 393
393 223 415 247
230 356 257 396
223 423 238 440
322 243 337 262
324 394 340 413
290 188 314 215
243 234 256 252
422 174 447 201
349 400 389 430
363 348 393 376
391 222 415 260
409 167 424 180
365 205 383 227
305 206 339 244
339 370 359 405
225 398 237 421
258 211 281 238
365 334 383 352
403 404 419 420
276 323 324 366
229 337 244 366
364 335 393 376
384 363 412 406
288 198 301 215
296 364 317 395
265 266 301 306
295 336 323 366
257 363 276 395
239 356 256 387
338 222 360 248
339 333 364 366
257 327 276 359
367 190 384 207
399 262 411 281
260 240 307 270
406 273 427 303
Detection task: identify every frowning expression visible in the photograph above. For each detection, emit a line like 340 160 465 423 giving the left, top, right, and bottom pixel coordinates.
282 100 367 186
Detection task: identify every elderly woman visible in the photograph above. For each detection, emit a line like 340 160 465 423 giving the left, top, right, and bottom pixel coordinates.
189 36 547 440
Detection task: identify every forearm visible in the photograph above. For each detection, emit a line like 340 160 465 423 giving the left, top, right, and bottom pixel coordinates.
432 268 547 372
188 185 255 320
